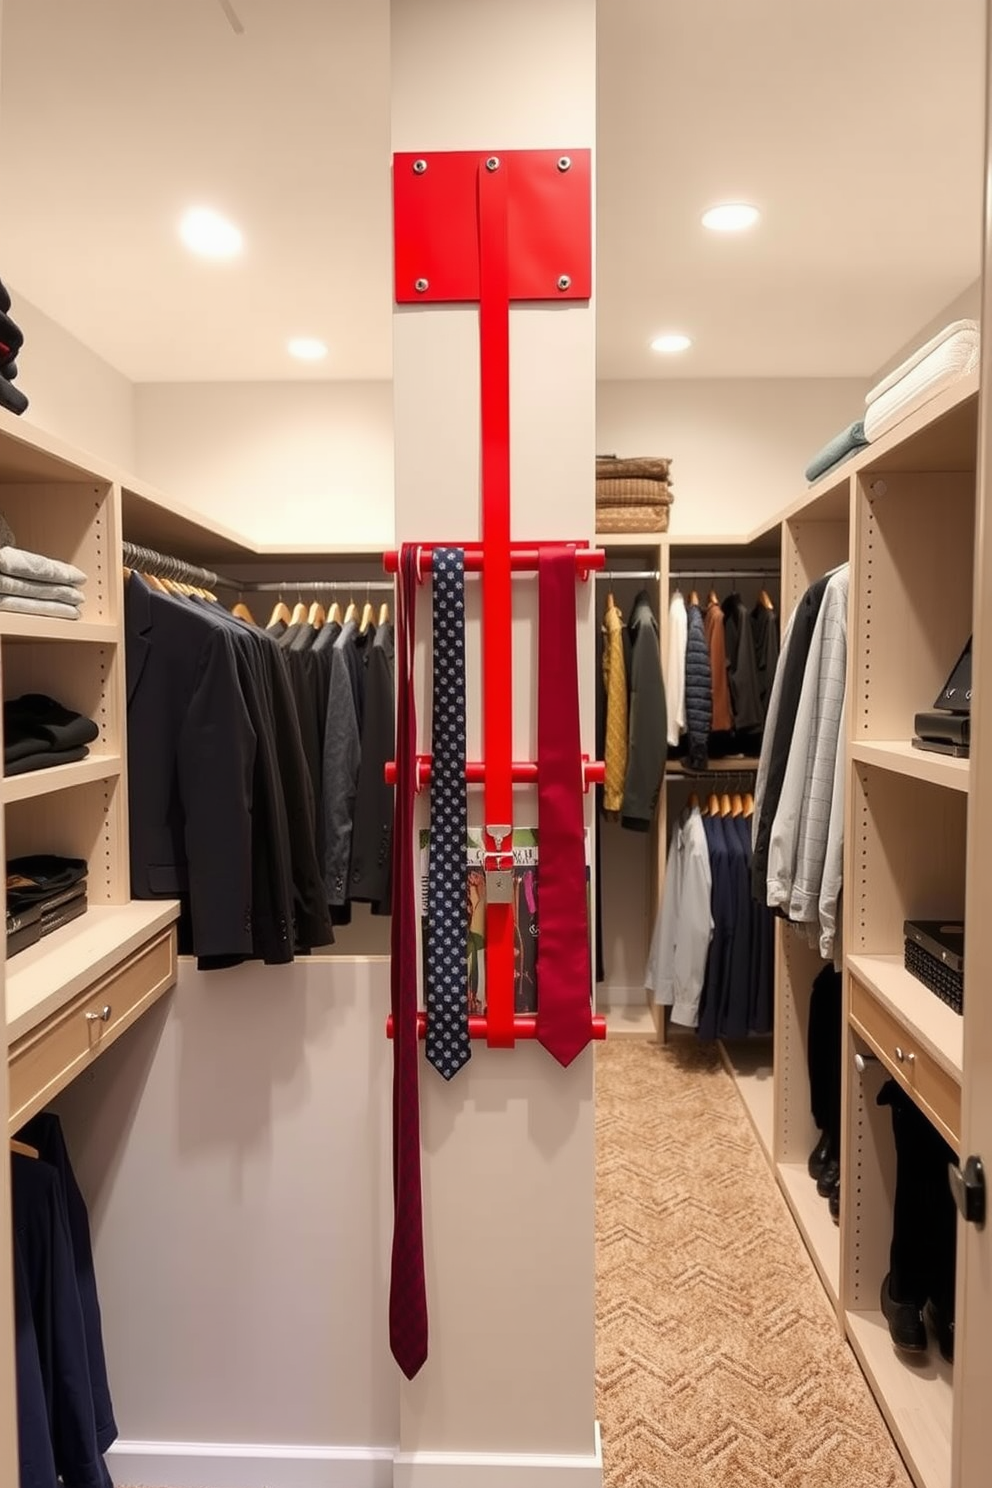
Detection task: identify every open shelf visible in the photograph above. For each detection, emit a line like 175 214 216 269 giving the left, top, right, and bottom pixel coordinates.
0 753 122 804
719 1038 773 1162
5 900 180 1043
848 953 963 1084
846 1310 953 1488
666 757 761 778
851 740 969 793
0 615 117 643
777 1162 840 1307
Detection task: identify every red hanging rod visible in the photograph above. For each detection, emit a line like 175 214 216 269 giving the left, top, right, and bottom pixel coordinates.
386 1012 608 1042
384 756 606 791
383 543 605 580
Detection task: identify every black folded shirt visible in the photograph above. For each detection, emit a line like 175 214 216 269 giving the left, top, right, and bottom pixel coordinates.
40 893 88 938
5 745 90 777
4 696 99 765
7 855 88 911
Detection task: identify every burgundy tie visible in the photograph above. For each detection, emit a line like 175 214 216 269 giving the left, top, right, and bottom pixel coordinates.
536 546 593 1066
389 545 429 1378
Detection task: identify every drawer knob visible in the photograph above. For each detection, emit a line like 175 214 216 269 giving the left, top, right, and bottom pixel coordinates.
85 1005 112 1024
854 1052 878 1074
894 1045 917 1066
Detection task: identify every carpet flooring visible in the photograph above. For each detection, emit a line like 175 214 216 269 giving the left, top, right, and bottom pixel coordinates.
595 1036 912 1488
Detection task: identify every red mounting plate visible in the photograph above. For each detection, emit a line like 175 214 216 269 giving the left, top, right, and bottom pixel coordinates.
393 149 591 305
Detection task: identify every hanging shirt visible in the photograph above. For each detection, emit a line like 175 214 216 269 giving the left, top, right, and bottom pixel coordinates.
645 805 712 1027
666 590 687 746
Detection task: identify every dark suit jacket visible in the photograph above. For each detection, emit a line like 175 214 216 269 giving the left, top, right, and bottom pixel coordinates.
350 622 394 910
125 575 255 959
622 592 668 829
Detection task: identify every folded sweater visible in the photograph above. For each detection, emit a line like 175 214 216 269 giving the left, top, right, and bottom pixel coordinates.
0 546 86 587
0 573 85 606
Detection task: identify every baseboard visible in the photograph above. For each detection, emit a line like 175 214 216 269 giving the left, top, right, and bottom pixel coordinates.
108 1439 395 1488
393 1423 603 1488
108 1431 602 1488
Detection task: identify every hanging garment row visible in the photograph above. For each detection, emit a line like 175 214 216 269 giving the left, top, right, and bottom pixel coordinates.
667 581 779 770
646 789 774 1039
751 562 849 961
9 1114 117 1488
123 549 395 966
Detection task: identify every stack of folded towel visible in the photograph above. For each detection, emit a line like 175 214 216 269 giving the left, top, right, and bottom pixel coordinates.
863 318 980 442
804 319 982 484
6 854 89 958
595 455 674 532
4 694 100 776
0 279 28 417
0 545 87 621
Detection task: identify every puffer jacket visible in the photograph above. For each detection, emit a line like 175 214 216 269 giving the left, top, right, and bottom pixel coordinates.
685 601 712 770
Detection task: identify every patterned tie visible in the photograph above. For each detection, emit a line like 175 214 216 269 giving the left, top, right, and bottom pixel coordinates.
536 546 594 1066
389 546 428 1379
426 547 471 1078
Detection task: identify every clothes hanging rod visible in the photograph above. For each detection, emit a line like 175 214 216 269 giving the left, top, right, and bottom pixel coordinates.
122 541 221 591
595 569 661 581
670 567 780 581
236 579 395 594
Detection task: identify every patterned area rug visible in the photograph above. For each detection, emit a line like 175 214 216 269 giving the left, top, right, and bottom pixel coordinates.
595 1037 912 1488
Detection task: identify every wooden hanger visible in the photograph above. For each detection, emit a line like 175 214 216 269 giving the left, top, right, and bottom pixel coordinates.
707 792 720 818
688 791 700 811
329 601 343 626
267 599 291 628
232 601 255 624
708 588 719 606
606 589 616 612
344 600 359 625
731 792 743 817
10 1138 38 1159
308 601 327 629
378 600 391 627
688 589 699 608
290 601 309 626
742 792 754 818
360 601 375 634
720 793 732 817
142 572 168 593
758 589 774 610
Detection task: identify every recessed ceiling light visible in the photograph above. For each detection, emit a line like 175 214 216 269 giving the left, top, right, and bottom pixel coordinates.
179 207 243 258
288 337 329 362
702 202 760 233
650 333 692 354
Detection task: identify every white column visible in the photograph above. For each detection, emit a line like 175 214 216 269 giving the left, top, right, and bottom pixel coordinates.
390 3 600 1486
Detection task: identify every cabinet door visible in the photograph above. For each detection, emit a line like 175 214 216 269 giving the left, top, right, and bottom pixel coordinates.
956 14 992 1481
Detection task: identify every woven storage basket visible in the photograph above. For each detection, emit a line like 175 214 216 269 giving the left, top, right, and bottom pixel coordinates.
595 503 670 533
595 477 673 508
595 456 671 482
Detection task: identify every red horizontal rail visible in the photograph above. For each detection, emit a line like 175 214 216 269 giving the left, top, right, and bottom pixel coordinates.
386 1013 607 1042
384 757 605 790
383 544 604 579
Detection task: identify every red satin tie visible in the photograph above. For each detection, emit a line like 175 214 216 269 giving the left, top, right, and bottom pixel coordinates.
536 546 593 1066
389 545 428 1378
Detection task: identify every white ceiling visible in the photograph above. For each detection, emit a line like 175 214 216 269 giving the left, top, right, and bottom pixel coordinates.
0 0 985 383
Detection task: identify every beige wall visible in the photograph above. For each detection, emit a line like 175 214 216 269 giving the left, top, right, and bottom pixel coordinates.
596 377 868 536
8 291 136 470
134 379 395 547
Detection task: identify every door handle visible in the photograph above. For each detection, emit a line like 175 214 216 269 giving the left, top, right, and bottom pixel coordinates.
949 1156 986 1228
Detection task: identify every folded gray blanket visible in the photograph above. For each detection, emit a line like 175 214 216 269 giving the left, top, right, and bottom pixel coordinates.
0 546 87 587
0 595 80 620
805 421 868 483
0 573 85 606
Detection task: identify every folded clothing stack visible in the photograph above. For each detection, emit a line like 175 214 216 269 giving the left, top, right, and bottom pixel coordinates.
0 544 87 620
7 854 89 957
4 694 100 776
0 279 28 417
864 319 980 443
595 455 674 533
804 419 869 483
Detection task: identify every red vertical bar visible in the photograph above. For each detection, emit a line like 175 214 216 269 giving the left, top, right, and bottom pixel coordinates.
478 158 515 1049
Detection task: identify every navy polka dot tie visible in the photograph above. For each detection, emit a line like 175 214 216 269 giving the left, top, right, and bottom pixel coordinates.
426 547 471 1078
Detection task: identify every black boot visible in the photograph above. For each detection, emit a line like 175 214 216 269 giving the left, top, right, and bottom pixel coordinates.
881 1272 927 1352
828 1178 840 1223
808 1130 832 1181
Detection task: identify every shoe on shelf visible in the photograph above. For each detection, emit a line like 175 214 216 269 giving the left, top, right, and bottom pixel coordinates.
924 1299 954 1364
816 1157 840 1198
828 1179 840 1224
881 1273 927 1353
808 1130 833 1181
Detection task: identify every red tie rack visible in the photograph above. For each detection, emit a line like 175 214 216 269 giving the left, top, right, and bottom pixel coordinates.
387 147 605 1052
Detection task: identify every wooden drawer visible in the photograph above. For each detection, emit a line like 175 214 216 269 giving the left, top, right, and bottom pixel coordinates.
8 927 177 1132
850 977 961 1151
